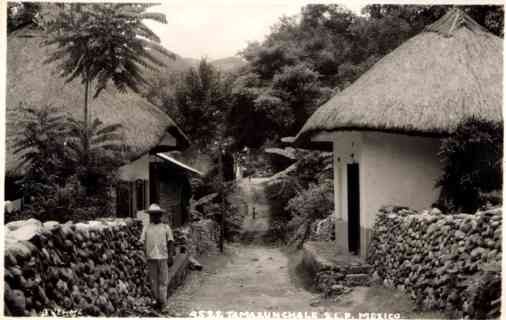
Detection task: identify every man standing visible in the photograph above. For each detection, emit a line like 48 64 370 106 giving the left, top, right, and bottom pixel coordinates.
141 204 175 311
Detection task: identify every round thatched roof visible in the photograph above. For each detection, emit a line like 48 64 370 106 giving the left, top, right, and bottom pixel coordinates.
6 28 189 176
294 8 503 147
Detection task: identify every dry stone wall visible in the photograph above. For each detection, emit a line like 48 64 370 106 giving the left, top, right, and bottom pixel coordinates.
367 206 501 318
174 219 220 256
4 218 152 316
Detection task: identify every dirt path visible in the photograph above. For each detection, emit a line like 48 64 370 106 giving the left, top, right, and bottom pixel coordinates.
165 244 315 315
164 244 443 318
239 178 271 243
164 178 445 318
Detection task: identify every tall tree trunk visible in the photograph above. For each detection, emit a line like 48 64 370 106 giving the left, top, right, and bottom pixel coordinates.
83 77 90 195
84 78 89 128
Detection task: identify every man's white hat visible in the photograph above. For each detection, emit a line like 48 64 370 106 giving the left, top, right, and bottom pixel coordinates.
146 203 165 215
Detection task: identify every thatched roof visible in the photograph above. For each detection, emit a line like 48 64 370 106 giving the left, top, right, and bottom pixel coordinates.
294 8 503 147
6 28 190 176
155 153 203 176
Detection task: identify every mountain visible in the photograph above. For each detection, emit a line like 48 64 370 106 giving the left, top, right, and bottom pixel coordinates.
210 56 248 73
182 57 201 68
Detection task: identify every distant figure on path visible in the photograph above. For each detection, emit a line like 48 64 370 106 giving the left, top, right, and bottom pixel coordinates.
140 204 175 311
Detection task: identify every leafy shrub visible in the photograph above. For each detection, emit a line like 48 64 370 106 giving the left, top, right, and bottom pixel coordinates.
463 262 501 319
292 151 333 187
264 177 300 243
436 117 503 213
262 150 333 244
285 179 334 222
14 106 127 221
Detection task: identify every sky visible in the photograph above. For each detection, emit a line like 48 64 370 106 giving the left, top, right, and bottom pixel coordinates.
145 2 365 60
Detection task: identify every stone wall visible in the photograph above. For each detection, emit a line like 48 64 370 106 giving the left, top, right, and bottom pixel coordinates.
302 241 371 296
4 218 191 317
367 206 501 318
174 219 220 257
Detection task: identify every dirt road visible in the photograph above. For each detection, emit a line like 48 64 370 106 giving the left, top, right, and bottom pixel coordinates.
239 178 271 243
164 178 444 318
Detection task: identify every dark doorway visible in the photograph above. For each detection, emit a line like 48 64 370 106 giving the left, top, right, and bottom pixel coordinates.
347 163 360 255
116 181 133 217
149 162 161 205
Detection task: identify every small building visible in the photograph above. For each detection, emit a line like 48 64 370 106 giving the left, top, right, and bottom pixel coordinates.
5 26 201 226
120 151 203 227
293 9 502 256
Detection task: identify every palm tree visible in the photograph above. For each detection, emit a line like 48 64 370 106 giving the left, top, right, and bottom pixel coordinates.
13 104 67 176
65 117 128 194
42 3 175 128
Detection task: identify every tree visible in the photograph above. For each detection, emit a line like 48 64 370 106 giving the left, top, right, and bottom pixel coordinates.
65 117 128 196
13 105 128 220
235 4 503 151
436 118 503 213
42 3 174 128
272 63 331 128
13 104 68 183
171 59 232 150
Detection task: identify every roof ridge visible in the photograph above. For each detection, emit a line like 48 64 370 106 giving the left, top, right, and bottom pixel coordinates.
425 7 489 37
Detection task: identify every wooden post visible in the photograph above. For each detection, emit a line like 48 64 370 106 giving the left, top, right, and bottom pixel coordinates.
218 143 225 253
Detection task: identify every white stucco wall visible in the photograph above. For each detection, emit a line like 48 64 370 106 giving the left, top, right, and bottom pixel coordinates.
360 132 442 229
118 154 150 181
313 130 443 256
332 132 363 223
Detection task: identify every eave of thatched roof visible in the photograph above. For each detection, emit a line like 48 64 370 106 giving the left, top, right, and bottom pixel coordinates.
6 27 190 176
294 8 503 148
155 153 203 176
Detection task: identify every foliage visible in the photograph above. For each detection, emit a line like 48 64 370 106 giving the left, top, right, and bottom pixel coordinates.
285 179 334 223
65 117 127 195
294 151 333 187
14 106 127 221
230 5 503 149
7 2 41 33
13 104 68 180
436 117 503 213
263 177 300 243
463 262 501 319
263 151 333 244
169 59 233 150
41 3 173 124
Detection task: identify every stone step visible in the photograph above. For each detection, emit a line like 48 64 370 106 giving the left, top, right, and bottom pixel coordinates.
345 273 371 287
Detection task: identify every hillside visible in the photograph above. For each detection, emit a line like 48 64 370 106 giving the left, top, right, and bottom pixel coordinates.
211 56 248 73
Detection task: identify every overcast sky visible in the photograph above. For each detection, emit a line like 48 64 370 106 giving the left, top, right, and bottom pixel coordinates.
145 2 365 60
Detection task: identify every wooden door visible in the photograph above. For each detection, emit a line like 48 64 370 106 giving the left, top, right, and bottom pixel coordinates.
149 162 160 205
116 181 132 217
347 163 360 255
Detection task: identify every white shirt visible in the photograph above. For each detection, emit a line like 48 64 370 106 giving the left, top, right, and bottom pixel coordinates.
140 223 174 259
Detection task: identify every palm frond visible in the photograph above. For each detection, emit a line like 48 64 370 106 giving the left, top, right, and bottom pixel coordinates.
139 12 167 24
136 49 167 68
136 37 176 60
135 23 161 42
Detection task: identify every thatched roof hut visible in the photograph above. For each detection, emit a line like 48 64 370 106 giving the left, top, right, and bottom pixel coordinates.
6 27 189 176
294 8 503 147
